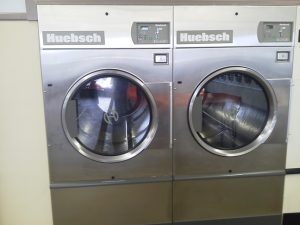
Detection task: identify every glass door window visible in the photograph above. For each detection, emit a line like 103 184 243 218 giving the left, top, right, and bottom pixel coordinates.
62 70 158 162
189 67 276 156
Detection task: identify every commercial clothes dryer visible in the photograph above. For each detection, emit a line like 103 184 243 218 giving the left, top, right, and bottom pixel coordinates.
173 6 296 225
38 5 173 225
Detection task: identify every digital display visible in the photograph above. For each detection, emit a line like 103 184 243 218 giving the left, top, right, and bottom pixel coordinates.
140 26 149 31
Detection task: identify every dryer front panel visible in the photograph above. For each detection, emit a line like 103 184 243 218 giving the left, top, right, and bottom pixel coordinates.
173 47 292 177
41 49 172 183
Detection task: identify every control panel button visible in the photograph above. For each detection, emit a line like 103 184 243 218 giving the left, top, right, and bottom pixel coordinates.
276 51 290 62
154 54 169 64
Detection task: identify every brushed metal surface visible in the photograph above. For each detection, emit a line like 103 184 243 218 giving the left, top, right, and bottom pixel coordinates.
37 5 173 49
173 47 291 177
25 0 300 21
173 0 300 4
173 175 284 222
50 176 172 188
174 6 296 47
41 49 172 182
174 215 282 225
51 182 172 225
32 0 300 4
174 170 285 181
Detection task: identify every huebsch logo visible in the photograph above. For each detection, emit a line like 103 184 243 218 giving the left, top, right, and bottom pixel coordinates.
177 30 233 44
43 31 105 45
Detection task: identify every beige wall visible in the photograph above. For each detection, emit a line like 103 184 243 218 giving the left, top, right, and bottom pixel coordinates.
284 175 300 213
0 21 53 225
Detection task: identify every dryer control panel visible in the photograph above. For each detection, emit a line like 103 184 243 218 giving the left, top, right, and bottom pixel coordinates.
131 22 170 44
258 22 293 43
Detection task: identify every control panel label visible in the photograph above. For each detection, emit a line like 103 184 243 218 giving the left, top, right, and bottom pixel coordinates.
42 31 105 45
177 30 233 44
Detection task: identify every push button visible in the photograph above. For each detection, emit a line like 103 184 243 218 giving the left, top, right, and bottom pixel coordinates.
276 51 290 62
154 53 169 64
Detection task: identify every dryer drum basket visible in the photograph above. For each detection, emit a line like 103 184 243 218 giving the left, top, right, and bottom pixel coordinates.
62 70 158 163
189 67 277 157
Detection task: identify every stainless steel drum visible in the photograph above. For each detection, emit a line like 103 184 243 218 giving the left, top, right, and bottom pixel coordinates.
63 70 158 162
189 67 277 156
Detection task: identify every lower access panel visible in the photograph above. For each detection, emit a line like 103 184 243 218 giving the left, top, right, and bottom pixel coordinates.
173 175 284 224
51 182 172 225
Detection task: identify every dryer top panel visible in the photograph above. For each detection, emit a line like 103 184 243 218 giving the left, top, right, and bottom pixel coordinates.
174 6 297 48
37 5 173 49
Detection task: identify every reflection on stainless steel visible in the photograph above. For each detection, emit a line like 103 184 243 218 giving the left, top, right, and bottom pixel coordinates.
193 72 269 150
67 75 151 156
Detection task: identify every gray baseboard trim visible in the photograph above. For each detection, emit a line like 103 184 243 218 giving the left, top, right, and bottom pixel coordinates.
0 13 27 20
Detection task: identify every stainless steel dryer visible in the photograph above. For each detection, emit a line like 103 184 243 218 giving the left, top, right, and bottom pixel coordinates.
38 5 173 225
173 6 296 225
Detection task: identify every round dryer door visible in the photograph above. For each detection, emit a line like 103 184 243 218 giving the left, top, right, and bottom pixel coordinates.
62 70 158 163
189 67 277 156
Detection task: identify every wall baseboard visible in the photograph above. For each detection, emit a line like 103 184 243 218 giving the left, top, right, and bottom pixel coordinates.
286 169 300 175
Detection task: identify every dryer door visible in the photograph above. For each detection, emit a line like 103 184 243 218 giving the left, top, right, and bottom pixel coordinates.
189 67 277 156
62 70 158 163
